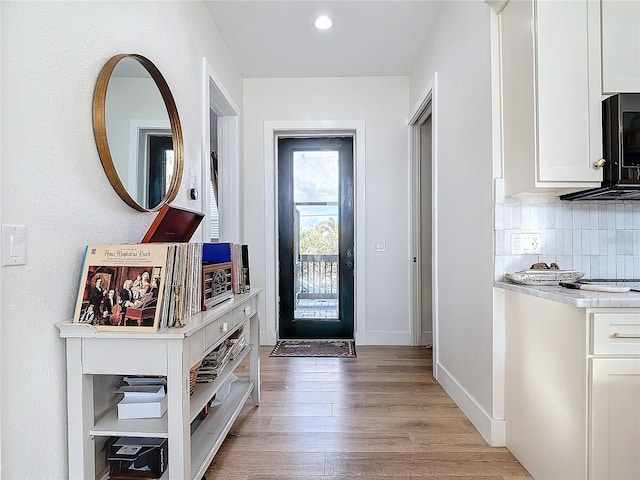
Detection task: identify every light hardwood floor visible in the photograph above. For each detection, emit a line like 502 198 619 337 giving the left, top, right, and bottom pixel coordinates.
205 345 531 479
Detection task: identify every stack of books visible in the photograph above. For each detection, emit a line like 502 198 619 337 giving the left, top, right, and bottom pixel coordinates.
228 325 246 360
196 326 245 384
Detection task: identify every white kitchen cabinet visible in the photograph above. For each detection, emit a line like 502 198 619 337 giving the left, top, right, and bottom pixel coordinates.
499 0 603 195
57 289 261 480
589 312 640 480
505 292 587 479
601 0 640 94
504 293 640 479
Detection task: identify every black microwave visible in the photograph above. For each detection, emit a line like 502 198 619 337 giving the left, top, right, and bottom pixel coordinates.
561 93 640 201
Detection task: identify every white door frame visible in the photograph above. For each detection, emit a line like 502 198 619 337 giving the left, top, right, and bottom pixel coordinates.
201 58 241 244
262 121 366 346
409 73 439 377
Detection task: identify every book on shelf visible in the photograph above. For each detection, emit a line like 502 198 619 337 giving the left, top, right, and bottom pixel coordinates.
195 326 246 384
161 242 202 328
73 243 202 332
73 244 170 332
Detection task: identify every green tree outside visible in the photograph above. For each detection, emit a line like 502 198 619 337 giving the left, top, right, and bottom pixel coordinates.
299 217 338 255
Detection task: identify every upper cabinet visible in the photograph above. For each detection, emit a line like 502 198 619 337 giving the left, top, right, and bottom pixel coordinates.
601 0 640 94
499 0 603 196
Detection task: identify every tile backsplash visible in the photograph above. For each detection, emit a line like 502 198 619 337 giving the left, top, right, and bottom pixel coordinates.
494 179 640 281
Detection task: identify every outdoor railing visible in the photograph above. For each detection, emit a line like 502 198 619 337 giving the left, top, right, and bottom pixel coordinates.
297 254 338 299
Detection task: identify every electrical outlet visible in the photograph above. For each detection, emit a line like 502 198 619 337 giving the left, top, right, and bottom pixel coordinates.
511 232 541 255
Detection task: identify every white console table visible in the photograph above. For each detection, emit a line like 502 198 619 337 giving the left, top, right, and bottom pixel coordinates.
57 289 261 480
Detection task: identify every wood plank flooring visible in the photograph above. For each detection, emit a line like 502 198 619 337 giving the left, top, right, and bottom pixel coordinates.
205 346 531 479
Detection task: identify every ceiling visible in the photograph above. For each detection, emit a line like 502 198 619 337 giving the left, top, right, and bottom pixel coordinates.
204 1 443 78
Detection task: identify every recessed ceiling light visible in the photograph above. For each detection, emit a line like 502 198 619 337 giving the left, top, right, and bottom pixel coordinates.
314 15 333 30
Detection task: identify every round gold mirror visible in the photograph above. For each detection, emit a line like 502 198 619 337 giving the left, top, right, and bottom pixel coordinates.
93 54 184 211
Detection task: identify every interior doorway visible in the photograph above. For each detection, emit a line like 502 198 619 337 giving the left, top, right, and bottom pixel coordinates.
410 76 438 377
419 115 433 347
277 136 354 339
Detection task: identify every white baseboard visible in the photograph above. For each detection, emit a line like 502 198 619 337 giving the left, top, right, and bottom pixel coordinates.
436 362 505 447
359 332 413 345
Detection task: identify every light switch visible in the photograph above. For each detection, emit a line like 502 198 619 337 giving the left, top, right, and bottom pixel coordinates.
2 224 27 266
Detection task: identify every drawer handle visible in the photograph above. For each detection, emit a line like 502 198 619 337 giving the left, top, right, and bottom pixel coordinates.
220 322 229 332
612 332 640 339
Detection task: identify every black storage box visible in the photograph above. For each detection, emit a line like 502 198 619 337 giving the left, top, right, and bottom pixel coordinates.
107 437 167 478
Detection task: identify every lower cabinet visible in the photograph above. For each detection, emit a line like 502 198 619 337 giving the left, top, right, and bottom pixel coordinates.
505 292 640 479
57 289 261 480
590 358 640 479
589 312 640 480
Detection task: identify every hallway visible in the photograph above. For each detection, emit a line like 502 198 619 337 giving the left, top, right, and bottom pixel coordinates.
205 345 531 479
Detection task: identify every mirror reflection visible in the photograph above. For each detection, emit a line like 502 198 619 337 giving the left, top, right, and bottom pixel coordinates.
106 58 172 209
93 54 183 211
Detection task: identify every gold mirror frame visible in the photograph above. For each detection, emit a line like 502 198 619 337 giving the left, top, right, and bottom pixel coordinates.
92 54 184 212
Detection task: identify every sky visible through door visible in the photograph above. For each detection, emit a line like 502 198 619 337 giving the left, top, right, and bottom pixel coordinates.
293 150 339 320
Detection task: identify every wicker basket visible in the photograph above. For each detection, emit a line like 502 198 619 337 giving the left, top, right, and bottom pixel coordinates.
189 360 202 395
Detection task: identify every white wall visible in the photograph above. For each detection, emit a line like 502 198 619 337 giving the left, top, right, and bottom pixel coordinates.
243 76 411 345
0 1 242 477
410 0 498 442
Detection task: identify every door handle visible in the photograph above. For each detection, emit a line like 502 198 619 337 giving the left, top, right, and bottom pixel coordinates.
345 249 354 269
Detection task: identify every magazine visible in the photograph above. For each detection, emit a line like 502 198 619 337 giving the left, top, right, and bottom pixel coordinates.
73 244 170 332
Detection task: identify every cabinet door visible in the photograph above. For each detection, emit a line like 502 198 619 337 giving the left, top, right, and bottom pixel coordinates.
601 0 640 94
590 358 640 479
501 0 602 194
536 0 602 184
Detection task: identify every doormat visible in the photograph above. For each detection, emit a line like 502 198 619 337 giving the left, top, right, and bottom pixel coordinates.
269 340 356 358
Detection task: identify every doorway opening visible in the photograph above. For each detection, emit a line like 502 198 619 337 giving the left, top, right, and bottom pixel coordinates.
419 114 433 348
203 58 241 244
277 136 354 339
410 75 438 377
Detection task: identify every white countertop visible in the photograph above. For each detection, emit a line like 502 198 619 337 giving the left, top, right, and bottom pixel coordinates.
494 281 640 308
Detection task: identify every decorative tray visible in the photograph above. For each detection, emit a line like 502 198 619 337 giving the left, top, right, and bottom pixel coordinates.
505 270 584 286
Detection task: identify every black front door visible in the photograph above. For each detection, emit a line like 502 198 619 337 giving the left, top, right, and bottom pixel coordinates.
278 137 354 339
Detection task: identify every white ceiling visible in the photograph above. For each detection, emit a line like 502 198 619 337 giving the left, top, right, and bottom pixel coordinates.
204 1 443 78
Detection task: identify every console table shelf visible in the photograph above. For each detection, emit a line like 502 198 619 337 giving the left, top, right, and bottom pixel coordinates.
57 289 261 480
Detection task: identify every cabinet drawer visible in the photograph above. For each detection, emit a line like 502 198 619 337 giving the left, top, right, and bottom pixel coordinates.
189 329 205 367
204 312 233 354
592 313 640 355
234 297 256 326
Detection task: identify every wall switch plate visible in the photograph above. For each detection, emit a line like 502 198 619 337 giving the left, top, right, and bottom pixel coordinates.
2 224 27 266
510 232 541 255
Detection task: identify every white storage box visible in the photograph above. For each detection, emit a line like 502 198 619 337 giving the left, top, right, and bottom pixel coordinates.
116 385 167 420
117 395 167 419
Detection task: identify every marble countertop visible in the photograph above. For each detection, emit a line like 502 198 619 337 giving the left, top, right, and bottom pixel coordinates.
494 281 640 308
